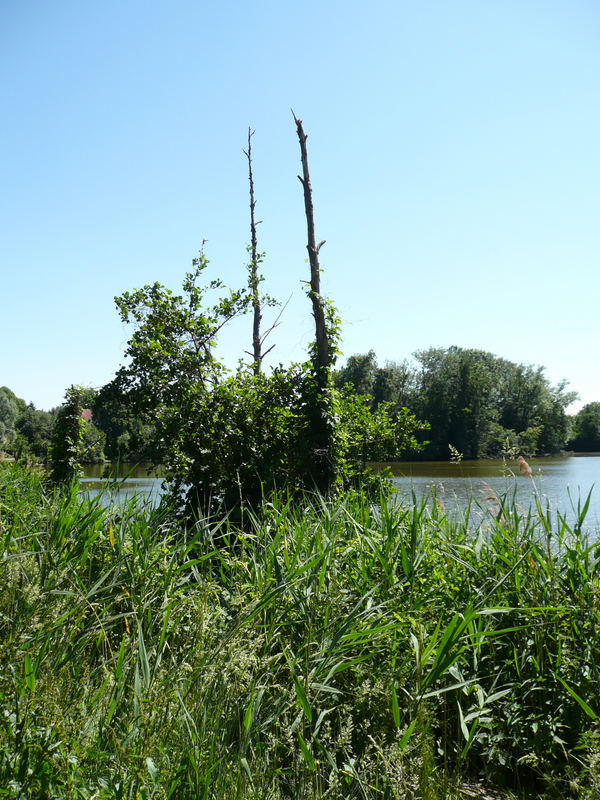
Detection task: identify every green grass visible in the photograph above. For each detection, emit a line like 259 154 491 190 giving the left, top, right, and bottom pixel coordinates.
1 460 599 799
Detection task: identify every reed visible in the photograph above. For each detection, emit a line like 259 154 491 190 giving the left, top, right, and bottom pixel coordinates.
0 460 598 799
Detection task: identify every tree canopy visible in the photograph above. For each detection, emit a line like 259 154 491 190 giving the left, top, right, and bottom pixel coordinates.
334 346 578 459
569 402 600 452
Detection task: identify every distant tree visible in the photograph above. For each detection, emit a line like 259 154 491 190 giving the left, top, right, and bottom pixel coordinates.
334 350 378 398
497 363 547 433
372 359 416 411
92 384 154 462
413 347 500 459
0 387 21 451
569 402 600 452
334 353 417 417
535 380 577 453
336 347 577 459
14 404 55 460
414 347 578 458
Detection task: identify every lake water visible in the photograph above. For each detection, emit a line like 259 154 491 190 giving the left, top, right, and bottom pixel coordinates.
377 455 600 533
82 456 600 533
81 463 165 507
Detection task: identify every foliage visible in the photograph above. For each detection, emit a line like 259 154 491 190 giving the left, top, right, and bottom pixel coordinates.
334 349 378 397
49 386 85 483
336 347 579 459
414 347 578 458
1 459 599 798
0 386 23 451
13 404 56 461
105 253 423 518
80 417 106 463
334 351 417 414
113 249 247 404
569 402 600 452
92 384 155 462
413 347 499 458
335 384 425 471
111 357 424 519
107 250 247 463
170 365 313 515
0 390 57 462
0 386 105 465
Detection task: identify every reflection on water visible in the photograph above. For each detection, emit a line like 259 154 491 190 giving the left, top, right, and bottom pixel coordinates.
373 456 600 533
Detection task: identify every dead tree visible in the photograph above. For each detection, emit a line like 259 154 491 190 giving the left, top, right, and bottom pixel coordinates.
293 112 330 383
293 112 337 492
243 128 263 374
243 128 284 373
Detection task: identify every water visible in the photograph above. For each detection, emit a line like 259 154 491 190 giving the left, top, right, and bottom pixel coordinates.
81 463 165 507
375 455 600 533
82 456 600 532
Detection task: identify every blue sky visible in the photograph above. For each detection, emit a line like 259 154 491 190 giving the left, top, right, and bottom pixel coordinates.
2 0 599 412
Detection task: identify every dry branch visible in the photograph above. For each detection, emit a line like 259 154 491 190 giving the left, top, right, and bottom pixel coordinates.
244 127 263 374
292 111 330 377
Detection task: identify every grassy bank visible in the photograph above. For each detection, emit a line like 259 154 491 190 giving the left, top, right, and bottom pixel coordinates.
1 461 599 799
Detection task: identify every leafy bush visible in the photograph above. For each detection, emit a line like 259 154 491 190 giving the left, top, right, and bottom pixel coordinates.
105 255 425 519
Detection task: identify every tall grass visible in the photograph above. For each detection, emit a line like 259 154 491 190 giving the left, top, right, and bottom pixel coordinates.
1 460 599 799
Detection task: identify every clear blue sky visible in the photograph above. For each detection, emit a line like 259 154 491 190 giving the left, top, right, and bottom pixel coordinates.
2 0 599 412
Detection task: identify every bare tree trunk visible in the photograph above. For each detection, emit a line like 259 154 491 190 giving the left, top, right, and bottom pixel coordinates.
244 127 263 374
293 112 330 381
293 112 336 493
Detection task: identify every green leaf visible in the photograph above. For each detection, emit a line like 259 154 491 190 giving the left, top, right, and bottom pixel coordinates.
293 674 312 723
138 623 151 689
297 732 315 772
24 652 35 692
557 675 598 720
240 757 254 787
244 688 264 734
399 716 418 751
391 684 401 728
284 649 312 723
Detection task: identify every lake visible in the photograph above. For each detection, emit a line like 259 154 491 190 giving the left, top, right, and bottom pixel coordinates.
376 455 600 533
81 463 165 506
82 455 600 533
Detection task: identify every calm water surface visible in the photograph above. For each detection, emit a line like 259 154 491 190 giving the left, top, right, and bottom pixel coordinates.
377 455 600 533
82 456 600 532
81 463 165 507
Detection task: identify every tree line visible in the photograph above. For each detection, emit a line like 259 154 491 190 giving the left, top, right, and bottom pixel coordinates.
2 349 598 471
333 347 599 459
0 386 104 464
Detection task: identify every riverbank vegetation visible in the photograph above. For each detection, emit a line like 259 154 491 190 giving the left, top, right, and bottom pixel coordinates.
2 357 597 470
333 348 588 460
0 386 105 465
2 459 599 799
2 355 596 470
